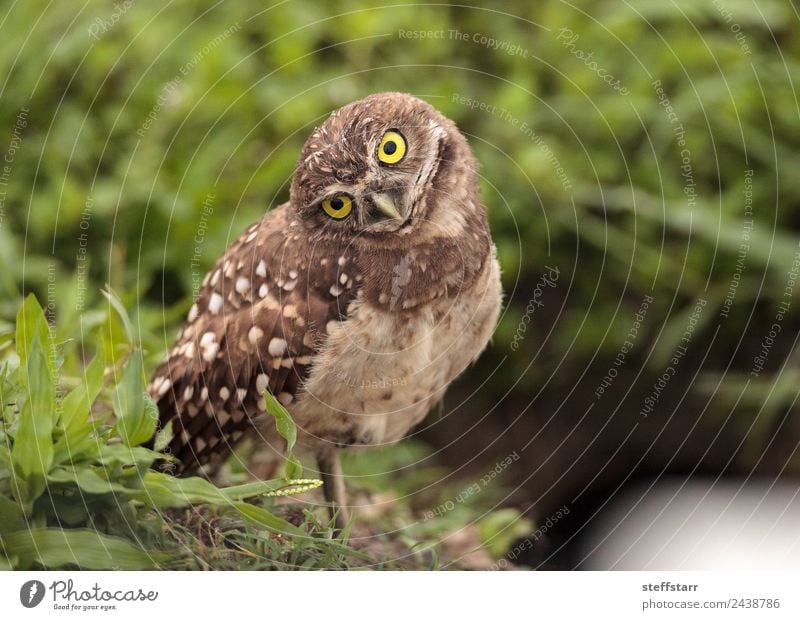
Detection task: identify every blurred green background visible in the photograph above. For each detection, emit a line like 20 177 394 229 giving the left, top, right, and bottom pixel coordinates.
1 0 798 564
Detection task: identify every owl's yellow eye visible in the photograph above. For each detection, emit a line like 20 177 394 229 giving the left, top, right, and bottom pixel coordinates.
377 130 407 165
321 194 353 219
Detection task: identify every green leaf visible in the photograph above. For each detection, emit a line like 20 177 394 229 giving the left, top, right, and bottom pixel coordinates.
52 354 106 466
137 472 234 508
478 508 534 559
15 294 53 379
12 332 55 501
152 420 173 452
137 471 320 509
112 350 157 447
0 442 10 476
234 502 310 538
59 353 105 430
96 443 161 468
0 362 16 426
52 428 102 467
101 287 136 347
264 389 303 479
0 494 25 534
1 528 168 569
28 337 57 425
47 466 131 495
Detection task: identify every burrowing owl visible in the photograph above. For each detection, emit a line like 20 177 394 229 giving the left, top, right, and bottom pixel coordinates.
148 92 502 528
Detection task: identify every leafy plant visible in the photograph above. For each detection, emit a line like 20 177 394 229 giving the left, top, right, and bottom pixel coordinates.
0 294 322 569
0 293 517 570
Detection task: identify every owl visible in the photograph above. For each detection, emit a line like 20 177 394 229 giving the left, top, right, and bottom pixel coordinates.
147 92 502 529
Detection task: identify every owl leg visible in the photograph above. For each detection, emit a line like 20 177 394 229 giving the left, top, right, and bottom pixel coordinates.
316 447 349 533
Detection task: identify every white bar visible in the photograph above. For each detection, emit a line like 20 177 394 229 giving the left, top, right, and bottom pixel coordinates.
1 571 797 619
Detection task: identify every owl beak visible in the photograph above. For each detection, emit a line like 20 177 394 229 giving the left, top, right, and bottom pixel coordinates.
370 192 405 224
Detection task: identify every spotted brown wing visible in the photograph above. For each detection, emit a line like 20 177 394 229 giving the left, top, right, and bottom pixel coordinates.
147 203 359 472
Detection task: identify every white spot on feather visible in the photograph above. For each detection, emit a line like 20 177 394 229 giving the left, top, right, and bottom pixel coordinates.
268 338 287 357
208 293 223 314
156 378 171 397
202 343 218 362
248 326 264 345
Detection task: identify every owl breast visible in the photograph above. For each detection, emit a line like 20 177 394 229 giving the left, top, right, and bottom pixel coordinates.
288 250 502 449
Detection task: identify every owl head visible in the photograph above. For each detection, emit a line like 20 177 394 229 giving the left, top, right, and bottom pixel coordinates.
291 92 480 245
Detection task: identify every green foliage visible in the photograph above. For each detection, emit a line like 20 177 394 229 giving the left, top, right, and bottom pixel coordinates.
0 1 796 419
478 509 534 559
0 294 323 569
0 294 520 571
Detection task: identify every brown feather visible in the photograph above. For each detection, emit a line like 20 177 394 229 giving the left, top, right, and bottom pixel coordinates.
147 204 358 471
